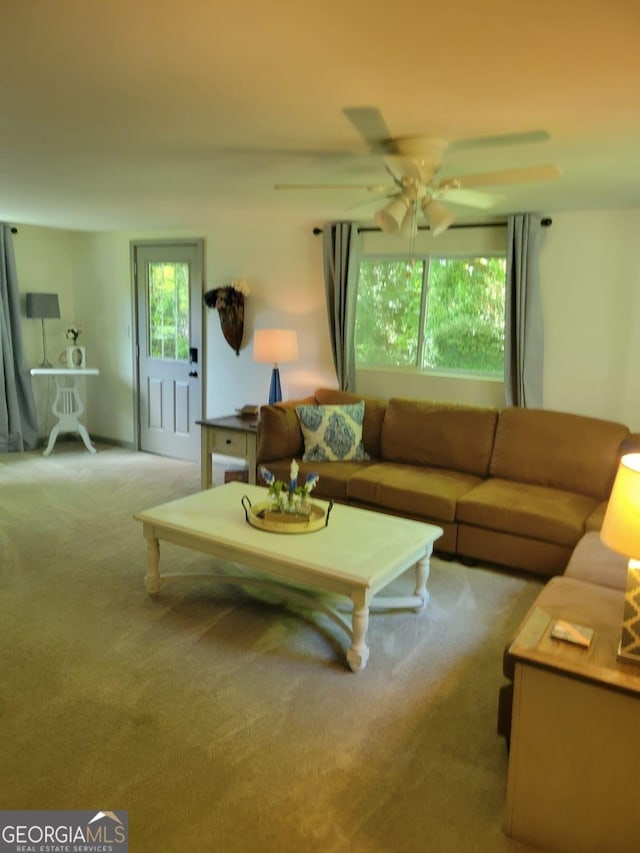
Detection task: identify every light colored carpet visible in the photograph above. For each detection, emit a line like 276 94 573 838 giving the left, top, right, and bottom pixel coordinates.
0 441 542 852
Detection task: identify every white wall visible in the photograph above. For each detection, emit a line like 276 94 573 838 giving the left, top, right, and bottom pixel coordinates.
197 217 335 417
14 216 336 444
540 209 640 428
11 207 640 446
13 226 81 434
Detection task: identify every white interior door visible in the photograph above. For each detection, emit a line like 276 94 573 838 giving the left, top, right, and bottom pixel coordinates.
134 241 203 461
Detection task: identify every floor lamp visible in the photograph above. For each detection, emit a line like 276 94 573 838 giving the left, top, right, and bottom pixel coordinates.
26 292 60 367
253 329 299 404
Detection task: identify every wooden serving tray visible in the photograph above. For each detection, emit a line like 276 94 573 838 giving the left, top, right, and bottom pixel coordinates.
242 498 329 534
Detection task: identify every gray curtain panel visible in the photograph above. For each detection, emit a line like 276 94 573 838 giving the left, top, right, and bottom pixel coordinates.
505 214 545 408
322 222 361 391
0 224 39 451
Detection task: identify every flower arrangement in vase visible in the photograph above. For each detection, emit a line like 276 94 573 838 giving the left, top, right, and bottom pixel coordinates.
203 278 249 355
64 323 86 368
259 460 319 517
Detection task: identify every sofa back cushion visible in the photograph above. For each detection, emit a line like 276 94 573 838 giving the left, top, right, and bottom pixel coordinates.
489 408 630 500
380 398 499 477
256 399 311 463
314 388 387 458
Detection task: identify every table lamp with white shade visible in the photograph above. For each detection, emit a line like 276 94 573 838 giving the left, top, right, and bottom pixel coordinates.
253 329 299 404
600 452 640 663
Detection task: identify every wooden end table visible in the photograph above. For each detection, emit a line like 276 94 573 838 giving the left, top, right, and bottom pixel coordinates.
504 579 640 852
197 414 258 489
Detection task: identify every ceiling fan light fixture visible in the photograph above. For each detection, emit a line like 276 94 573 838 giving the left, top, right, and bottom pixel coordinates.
374 195 409 234
421 198 455 237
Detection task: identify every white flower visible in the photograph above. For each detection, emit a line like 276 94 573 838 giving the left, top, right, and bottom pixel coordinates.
290 459 299 485
65 323 82 343
259 466 275 486
304 473 319 493
232 278 250 297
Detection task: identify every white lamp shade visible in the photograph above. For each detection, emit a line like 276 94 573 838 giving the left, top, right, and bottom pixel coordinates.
374 196 409 235
422 199 455 236
253 329 299 365
601 453 640 558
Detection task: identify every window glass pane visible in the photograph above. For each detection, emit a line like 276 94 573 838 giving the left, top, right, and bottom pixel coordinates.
355 259 423 367
423 257 505 375
148 262 190 360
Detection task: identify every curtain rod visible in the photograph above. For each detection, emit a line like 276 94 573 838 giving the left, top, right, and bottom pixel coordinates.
312 217 552 235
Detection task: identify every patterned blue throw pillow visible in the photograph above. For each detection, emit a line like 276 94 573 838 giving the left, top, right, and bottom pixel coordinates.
295 402 370 462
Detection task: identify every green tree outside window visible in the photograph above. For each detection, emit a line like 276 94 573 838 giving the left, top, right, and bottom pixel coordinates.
148 262 190 361
355 256 506 376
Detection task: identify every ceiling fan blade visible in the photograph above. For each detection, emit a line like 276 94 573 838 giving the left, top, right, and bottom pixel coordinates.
449 130 550 151
343 107 396 153
438 187 503 209
346 191 398 212
440 164 562 190
274 183 391 192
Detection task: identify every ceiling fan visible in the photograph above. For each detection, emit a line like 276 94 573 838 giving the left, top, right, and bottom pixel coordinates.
275 108 561 236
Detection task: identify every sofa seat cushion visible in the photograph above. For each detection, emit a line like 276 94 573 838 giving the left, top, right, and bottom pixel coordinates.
456 478 599 547
347 463 483 523
257 458 376 501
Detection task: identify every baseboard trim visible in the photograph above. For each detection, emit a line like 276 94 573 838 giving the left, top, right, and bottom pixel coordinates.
91 435 136 450
36 434 136 451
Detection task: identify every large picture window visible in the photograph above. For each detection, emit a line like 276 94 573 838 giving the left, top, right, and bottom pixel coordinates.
355 255 506 377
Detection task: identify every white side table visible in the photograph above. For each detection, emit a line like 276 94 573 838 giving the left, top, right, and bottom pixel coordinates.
30 367 100 456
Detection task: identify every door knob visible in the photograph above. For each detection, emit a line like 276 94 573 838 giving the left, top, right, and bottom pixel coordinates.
188 370 198 378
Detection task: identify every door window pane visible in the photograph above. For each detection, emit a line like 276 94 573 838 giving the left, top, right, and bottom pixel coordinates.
148 262 189 360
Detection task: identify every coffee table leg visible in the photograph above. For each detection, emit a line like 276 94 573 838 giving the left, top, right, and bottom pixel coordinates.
143 529 161 595
413 549 432 612
347 591 370 672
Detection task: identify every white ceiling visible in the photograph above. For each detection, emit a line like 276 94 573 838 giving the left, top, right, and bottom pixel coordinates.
2 0 640 232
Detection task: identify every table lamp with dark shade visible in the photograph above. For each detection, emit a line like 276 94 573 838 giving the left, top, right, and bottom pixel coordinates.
26 292 60 367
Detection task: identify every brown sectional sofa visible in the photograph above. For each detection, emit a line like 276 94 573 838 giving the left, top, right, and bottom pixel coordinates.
256 388 635 577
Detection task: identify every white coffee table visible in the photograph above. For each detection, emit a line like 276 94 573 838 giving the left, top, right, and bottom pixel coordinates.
134 482 443 672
